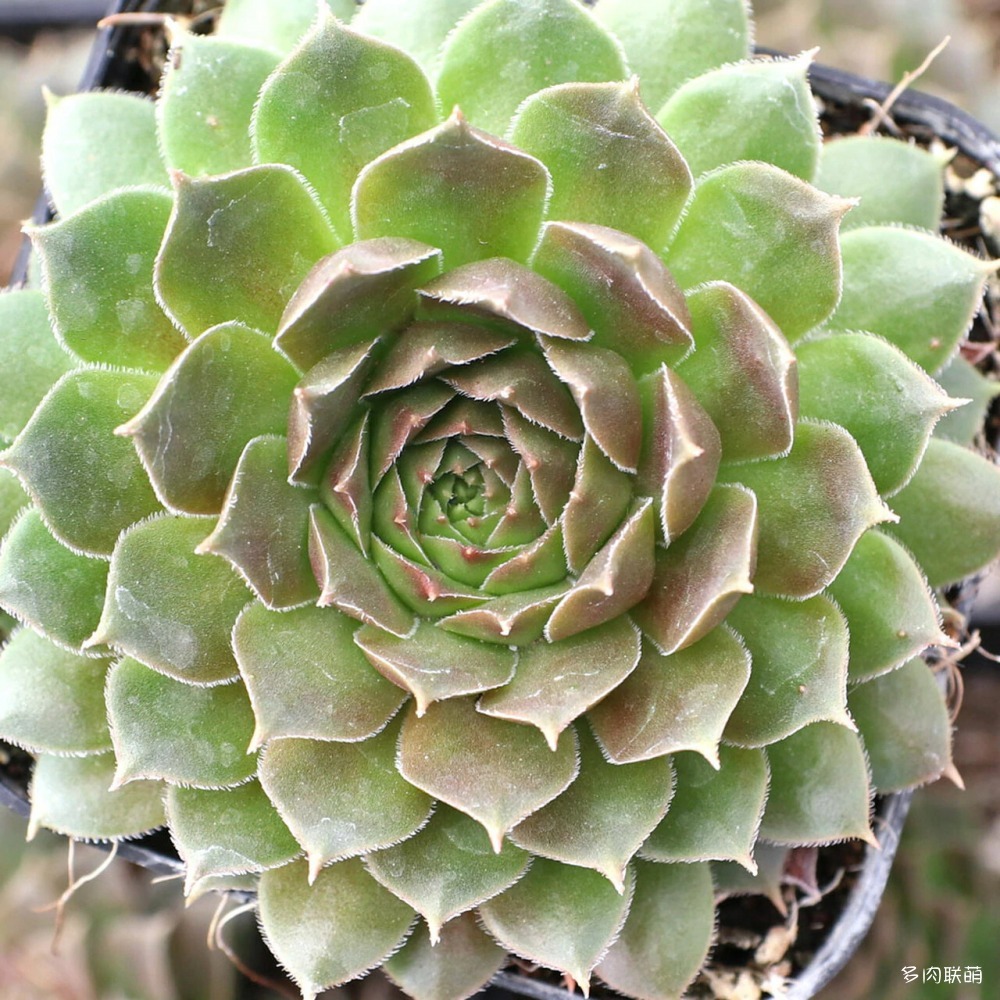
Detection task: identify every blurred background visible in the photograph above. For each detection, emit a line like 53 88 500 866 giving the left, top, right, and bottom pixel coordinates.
1 1 999 998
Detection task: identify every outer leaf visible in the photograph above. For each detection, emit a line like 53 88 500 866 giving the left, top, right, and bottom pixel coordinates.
724 594 852 748
480 858 634 990
353 111 549 268
934 355 1000 445
155 166 338 336
0 629 110 755
253 10 437 237
589 626 750 766
632 484 757 655
234 602 405 748
666 162 849 340
596 861 715 1000
510 80 691 252
717 421 893 598
106 657 257 789
826 530 944 683
641 746 768 870
217 0 356 53
28 752 165 842
594 0 750 111
796 332 957 495
198 435 318 609
0 370 160 556
479 617 640 749
118 323 299 515
352 0 481 76
258 858 415 999
259 718 433 879
437 0 627 136
882 438 1000 587
384 913 507 1000
510 725 673 890
712 842 788 911
0 290 72 442
31 188 185 370
90 515 248 685
167 780 300 892
830 226 992 372
41 91 167 216
760 723 874 846
815 135 945 232
0 469 27 539
365 804 529 942
354 620 515 715
658 54 820 180
157 33 279 175
848 658 953 792
0 508 108 653
398 698 579 851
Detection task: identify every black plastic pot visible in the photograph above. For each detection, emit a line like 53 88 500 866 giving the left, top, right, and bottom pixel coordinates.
1 4 995 998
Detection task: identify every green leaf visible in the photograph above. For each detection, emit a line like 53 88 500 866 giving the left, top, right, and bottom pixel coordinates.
678 282 797 462
0 509 108 653
632 484 757 655
28 752 165 842
118 323 299 516
510 725 673 890
352 0 481 77
258 858 415 999
90 515 249 685
666 162 849 340
106 656 257 789
532 222 693 373
277 238 440 371
830 226 993 373
437 0 626 136
198 436 318 609
882 438 1000 587
826 530 944 683
253 10 437 237
596 860 715 1000
31 189 185 370
259 717 433 879
481 858 633 989
234 602 404 749
309 505 417 637
218 0 355 53
658 54 820 181
479 617 640 749
511 80 690 252
167 779 300 892
437 584 568 646
712 842 788 911
641 746 768 870
384 913 507 1000
588 626 750 765
934 355 1000 446
373 539 486 618
41 91 168 216
398 698 579 851
156 166 338 337
0 370 161 556
0 629 110 755
848 658 953 793
0 290 72 443
365 804 529 942
717 421 893 598
353 111 549 268
724 594 852 747
796 331 958 495
760 723 874 846
354 620 514 716
0 468 27 538
594 0 750 111
815 135 945 232
158 32 280 175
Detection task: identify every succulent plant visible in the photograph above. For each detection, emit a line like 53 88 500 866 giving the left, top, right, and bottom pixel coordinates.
2 0 1000 997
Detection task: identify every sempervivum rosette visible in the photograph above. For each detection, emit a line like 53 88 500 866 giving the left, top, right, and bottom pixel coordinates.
2 0 1000 998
